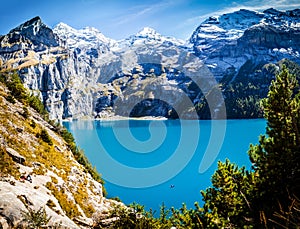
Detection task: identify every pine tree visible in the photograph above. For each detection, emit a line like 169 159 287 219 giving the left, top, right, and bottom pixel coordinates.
200 66 300 228
248 65 300 226
201 159 255 228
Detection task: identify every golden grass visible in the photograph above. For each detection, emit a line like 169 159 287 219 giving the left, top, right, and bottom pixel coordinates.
73 179 96 218
0 82 103 219
46 181 81 218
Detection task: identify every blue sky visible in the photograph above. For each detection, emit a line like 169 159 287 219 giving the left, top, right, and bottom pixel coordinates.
1 0 300 40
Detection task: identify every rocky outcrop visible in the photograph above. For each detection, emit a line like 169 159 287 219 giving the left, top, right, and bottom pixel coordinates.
0 179 78 228
6 147 25 164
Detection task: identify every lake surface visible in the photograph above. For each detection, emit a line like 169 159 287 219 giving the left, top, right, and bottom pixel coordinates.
64 119 266 212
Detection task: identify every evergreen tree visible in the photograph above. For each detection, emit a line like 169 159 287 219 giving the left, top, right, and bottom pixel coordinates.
200 66 300 228
201 159 255 228
248 65 300 226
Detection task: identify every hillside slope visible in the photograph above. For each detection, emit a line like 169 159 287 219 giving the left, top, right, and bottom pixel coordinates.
0 73 121 228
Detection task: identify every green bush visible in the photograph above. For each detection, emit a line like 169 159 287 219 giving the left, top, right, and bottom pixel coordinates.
22 106 30 119
58 127 75 144
5 94 15 104
21 206 51 228
5 72 28 103
73 147 106 188
28 94 48 116
0 72 49 119
38 129 53 146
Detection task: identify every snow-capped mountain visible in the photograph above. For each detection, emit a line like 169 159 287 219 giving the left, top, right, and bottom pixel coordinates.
190 8 300 56
53 22 116 52
53 24 185 51
116 27 185 48
190 9 264 53
189 8 300 80
0 8 300 120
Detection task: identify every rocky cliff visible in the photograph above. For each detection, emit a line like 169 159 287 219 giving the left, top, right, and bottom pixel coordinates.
0 8 300 120
190 8 300 79
0 75 122 228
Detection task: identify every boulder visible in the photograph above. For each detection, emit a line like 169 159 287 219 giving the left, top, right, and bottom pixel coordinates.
6 147 25 164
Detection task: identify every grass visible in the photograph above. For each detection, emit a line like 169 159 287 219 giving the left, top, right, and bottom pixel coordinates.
0 146 20 179
72 179 96 218
46 182 81 219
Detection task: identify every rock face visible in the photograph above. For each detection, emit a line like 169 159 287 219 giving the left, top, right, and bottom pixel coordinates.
0 8 300 120
190 8 300 80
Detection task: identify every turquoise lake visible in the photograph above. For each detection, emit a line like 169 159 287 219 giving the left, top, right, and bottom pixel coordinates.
64 119 266 212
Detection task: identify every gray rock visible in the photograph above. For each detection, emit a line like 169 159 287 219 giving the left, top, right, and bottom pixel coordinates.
6 147 25 164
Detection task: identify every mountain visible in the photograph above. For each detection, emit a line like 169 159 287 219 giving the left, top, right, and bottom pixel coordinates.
190 8 300 80
0 72 123 228
115 27 186 49
0 8 300 120
53 22 116 49
188 8 300 118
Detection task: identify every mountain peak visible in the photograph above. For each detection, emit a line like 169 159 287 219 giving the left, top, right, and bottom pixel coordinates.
263 8 283 15
5 16 59 47
116 26 185 47
54 22 75 31
9 16 44 34
189 8 264 46
82 26 101 33
24 16 42 26
53 23 115 49
136 27 159 37
133 27 164 41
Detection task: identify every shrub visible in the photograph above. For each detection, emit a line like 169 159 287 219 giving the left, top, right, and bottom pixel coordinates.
107 203 163 229
111 196 122 202
5 94 15 104
5 72 28 103
28 94 48 116
46 182 81 219
22 106 30 119
38 129 53 146
51 176 58 184
21 206 51 229
46 199 56 209
1 72 49 118
30 120 36 129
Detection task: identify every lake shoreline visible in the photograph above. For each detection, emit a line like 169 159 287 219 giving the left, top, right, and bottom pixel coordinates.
61 115 264 123
62 115 168 122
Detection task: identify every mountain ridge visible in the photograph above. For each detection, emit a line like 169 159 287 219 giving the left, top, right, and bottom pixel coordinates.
0 8 299 120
